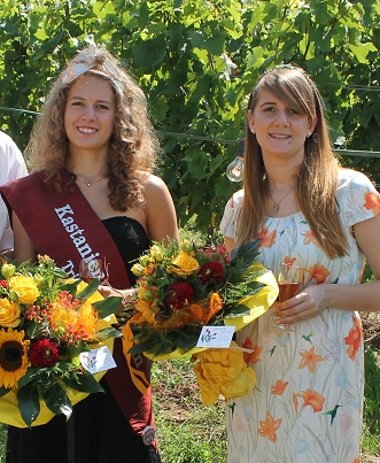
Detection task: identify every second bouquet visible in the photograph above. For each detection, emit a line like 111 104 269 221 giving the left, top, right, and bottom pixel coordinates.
122 239 278 361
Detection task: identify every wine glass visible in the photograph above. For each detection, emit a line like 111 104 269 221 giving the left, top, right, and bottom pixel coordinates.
277 263 304 302
78 258 109 284
273 263 304 330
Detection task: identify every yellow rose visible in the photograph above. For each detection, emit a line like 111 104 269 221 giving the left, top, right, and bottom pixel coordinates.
131 263 145 277
9 276 40 305
150 245 164 262
0 299 21 328
1 263 16 278
169 251 199 276
193 342 256 405
140 255 152 267
180 240 194 254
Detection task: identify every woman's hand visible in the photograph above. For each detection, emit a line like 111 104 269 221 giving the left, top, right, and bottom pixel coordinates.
273 284 329 326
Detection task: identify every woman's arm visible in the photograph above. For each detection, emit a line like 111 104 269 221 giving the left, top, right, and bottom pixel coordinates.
224 236 235 253
12 212 37 264
144 174 179 242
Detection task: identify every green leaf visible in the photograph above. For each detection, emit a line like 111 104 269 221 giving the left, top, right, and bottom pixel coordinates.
42 383 72 420
76 278 100 299
349 43 377 64
63 370 104 393
95 326 122 341
60 280 81 293
18 384 40 427
0 386 10 397
17 367 40 389
133 36 167 72
93 296 122 318
230 240 261 272
223 304 252 318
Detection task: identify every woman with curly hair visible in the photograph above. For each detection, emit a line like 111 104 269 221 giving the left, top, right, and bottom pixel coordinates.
1 44 178 463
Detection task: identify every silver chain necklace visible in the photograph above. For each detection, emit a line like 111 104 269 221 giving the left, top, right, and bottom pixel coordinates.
269 187 295 215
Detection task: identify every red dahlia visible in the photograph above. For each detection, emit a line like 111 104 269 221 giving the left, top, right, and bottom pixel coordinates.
165 281 196 310
29 338 60 367
198 261 225 284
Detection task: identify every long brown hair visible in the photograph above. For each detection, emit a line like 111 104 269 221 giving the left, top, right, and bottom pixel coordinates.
237 65 348 259
26 44 158 211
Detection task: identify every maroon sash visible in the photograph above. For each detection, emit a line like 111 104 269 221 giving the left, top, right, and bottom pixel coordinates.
0 170 154 436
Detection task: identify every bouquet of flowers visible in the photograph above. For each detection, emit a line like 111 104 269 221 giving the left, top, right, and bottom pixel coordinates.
122 239 278 360
122 239 278 403
0 255 121 427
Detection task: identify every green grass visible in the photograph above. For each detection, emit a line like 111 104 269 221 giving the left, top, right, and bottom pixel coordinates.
0 423 6 463
152 357 226 463
362 347 380 457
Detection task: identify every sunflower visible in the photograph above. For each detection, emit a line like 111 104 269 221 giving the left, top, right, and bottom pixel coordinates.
0 329 30 388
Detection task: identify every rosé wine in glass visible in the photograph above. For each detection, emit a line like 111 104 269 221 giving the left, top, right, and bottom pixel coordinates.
278 281 302 302
79 258 108 283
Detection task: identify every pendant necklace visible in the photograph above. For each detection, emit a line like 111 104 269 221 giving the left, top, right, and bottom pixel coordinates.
71 173 107 187
269 186 295 215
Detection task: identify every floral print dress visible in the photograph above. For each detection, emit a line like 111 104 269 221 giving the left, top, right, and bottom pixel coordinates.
220 169 380 463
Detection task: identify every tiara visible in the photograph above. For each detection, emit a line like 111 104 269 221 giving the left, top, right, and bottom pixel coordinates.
61 43 121 86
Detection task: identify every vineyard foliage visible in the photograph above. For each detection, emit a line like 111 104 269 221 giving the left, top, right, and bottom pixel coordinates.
0 0 379 229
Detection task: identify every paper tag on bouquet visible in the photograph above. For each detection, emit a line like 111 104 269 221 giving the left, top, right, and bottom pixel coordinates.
196 326 235 348
80 345 117 374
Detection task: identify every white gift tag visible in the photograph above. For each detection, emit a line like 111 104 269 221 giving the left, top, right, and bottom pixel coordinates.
196 325 235 348
80 345 117 374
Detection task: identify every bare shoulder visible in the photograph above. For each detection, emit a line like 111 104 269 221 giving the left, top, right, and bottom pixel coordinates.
139 172 178 241
141 173 171 201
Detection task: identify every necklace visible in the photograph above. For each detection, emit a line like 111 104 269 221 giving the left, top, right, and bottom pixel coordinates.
269 186 295 215
71 173 107 187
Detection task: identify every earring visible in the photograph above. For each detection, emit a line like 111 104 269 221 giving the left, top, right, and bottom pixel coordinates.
308 130 312 137
250 126 256 134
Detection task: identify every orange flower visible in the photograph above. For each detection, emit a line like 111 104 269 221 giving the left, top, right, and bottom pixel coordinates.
242 338 262 365
206 293 223 322
344 316 363 360
271 379 288 395
258 412 282 443
298 346 324 373
259 228 277 248
307 264 329 284
298 389 325 412
352 458 360 463
302 230 320 246
363 192 380 215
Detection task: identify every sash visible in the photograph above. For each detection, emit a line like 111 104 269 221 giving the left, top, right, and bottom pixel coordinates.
0 170 153 436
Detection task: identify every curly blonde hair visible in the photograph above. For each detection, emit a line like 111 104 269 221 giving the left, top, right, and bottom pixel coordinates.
237 65 348 259
26 44 158 211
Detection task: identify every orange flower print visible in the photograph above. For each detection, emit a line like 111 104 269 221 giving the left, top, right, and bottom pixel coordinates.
344 316 363 360
259 227 277 248
363 192 380 215
258 412 282 443
308 264 329 284
271 379 288 395
298 346 324 373
302 230 320 246
282 256 296 271
298 389 325 412
242 338 262 365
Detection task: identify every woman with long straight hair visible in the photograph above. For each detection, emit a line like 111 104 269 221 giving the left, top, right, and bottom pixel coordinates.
221 64 380 462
